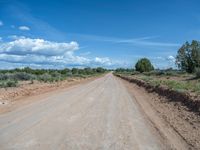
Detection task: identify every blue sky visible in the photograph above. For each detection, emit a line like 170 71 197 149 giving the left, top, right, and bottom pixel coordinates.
0 0 200 69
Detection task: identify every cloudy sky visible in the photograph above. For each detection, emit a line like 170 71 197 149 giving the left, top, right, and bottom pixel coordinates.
0 0 200 69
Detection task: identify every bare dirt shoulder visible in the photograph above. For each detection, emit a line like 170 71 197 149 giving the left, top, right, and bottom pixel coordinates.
0 75 103 114
119 77 200 150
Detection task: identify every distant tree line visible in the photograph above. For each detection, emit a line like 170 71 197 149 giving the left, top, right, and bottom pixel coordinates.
0 67 107 75
115 68 134 73
115 40 200 76
0 67 107 88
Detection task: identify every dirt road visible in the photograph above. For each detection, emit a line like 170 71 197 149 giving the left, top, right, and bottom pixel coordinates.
0 73 166 150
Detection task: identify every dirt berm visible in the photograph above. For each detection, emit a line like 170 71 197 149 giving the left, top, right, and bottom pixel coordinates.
115 73 200 149
115 74 200 114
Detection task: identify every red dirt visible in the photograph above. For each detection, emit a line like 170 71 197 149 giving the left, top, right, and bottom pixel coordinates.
117 74 200 149
0 76 99 114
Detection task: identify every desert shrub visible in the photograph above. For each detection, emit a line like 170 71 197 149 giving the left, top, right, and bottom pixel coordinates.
0 67 107 87
6 80 18 87
38 73 53 82
131 71 140 75
165 71 177 76
154 71 165 76
143 72 151 76
77 69 86 75
50 72 61 78
195 68 200 78
0 80 18 88
66 72 73 77
0 81 5 88
0 73 34 81
150 80 161 87
0 73 10 80
12 72 35 81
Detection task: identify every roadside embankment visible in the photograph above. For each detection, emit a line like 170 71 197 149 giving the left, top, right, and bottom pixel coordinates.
115 73 200 114
115 73 200 149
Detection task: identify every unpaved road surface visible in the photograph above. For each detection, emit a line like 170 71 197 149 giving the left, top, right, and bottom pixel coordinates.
0 73 166 150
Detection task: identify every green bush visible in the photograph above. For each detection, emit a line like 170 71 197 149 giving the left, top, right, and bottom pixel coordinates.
38 73 53 82
0 72 35 81
0 73 10 80
13 72 35 81
0 81 5 88
0 80 18 88
6 80 18 87
50 72 61 78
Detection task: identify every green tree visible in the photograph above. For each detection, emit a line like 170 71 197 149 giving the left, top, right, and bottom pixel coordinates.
176 40 200 73
96 67 105 73
135 58 154 73
84 67 93 75
59 68 70 75
72 68 78 75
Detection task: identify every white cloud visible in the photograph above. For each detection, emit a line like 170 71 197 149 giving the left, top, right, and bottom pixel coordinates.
0 38 79 56
94 57 112 66
0 21 3 26
167 55 176 63
18 26 30 31
0 37 115 68
0 52 91 66
151 55 177 69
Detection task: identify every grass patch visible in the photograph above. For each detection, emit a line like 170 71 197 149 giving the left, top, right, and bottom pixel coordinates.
138 75 200 93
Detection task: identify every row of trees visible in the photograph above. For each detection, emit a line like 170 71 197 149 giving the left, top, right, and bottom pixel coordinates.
116 40 200 73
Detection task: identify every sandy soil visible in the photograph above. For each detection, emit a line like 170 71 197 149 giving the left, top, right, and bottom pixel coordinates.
0 73 168 150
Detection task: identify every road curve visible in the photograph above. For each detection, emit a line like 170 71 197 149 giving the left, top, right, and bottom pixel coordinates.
0 73 164 150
